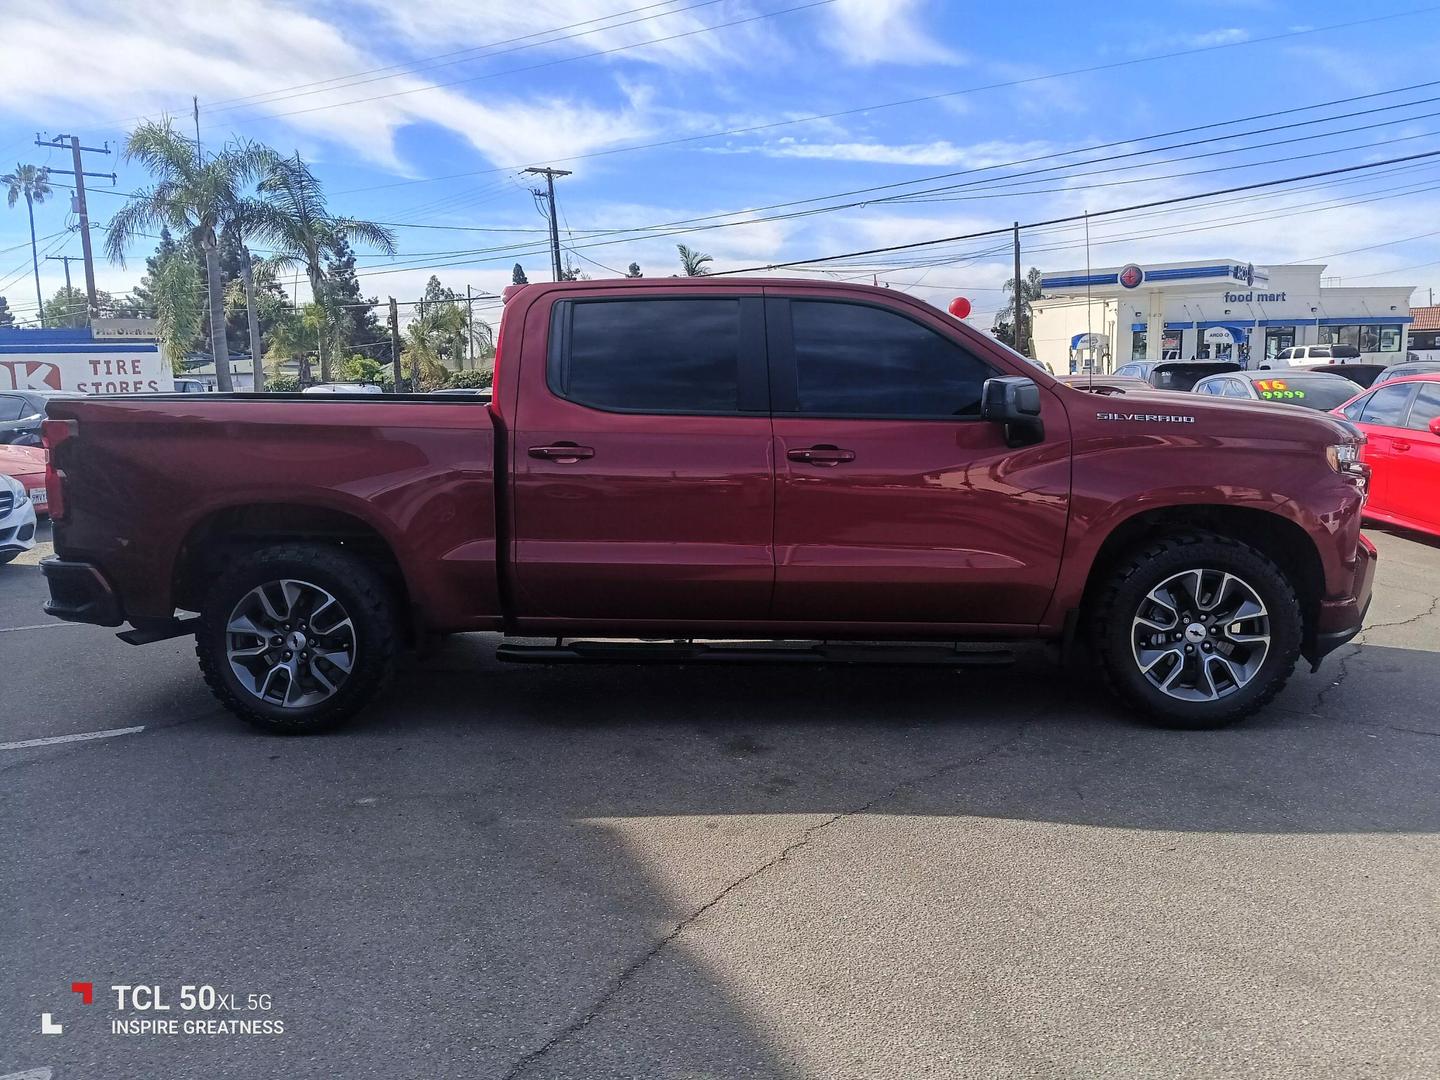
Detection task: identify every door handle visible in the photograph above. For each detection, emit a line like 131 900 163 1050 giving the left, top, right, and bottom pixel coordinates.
788 444 856 466
529 443 595 462
1393 441 1412 452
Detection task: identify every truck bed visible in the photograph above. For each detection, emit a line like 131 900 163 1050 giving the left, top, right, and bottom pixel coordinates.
45 394 502 630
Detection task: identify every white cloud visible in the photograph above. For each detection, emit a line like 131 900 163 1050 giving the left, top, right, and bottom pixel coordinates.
820 0 964 66
727 137 1060 167
0 1 657 172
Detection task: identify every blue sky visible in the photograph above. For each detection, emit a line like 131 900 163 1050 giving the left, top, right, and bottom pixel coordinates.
2 0 1440 331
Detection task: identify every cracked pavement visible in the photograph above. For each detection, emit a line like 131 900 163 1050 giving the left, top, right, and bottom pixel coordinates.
3 526 1438 1079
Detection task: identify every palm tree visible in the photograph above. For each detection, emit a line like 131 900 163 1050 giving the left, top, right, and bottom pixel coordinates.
3 164 52 328
677 243 713 277
105 119 275 391
252 153 396 381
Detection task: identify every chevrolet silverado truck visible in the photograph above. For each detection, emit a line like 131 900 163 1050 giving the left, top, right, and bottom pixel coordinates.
39 278 1375 733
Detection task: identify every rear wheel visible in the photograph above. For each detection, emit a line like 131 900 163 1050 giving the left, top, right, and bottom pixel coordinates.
196 544 399 733
1091 532 1302 728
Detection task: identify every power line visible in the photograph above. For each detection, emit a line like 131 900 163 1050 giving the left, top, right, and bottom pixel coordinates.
200 0 734 117
713 148 1440 276
230 0 837 128
329 6 1440 198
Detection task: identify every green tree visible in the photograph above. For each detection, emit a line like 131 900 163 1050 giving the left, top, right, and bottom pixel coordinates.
3 164 52 326
445 368 493 390
994 266 1044 357
625 262 643 278
335 355 384 384
151 250 204 372
0 295 14 328
677 243 713 277
250 152 396 381
325 235 385 359
512 263 528 285
265 373 301 393
223 257 289 362
104 118 276 391
43 286 110 329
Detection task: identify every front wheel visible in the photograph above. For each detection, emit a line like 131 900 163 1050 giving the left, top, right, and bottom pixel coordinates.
1091 532 1302 728
196 543 400 733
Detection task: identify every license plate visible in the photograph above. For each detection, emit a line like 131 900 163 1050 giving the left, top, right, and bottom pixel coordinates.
29 487 46 505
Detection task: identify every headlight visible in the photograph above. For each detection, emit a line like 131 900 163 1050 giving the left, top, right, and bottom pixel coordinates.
1325 442 1360 471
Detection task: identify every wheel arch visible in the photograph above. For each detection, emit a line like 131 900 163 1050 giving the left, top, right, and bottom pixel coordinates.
173 502 412 636
1078 504 1325 646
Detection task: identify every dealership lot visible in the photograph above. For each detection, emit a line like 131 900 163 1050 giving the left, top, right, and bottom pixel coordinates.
2 527 1438 1080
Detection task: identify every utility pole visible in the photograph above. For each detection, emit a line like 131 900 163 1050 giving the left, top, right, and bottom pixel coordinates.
36 134 114 320
524 166 571 282
466 284 474 370
45 254 74 293
389 297 402 393
1012 221 1025 357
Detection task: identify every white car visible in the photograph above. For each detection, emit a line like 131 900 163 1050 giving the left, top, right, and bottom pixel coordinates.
0 473 38 565
301 383 384 395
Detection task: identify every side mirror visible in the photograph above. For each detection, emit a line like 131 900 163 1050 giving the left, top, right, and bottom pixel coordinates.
1429 416 1440 437
981 376 1044 447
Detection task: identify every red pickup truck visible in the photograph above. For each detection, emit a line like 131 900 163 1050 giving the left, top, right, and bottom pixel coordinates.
40 278 1375 733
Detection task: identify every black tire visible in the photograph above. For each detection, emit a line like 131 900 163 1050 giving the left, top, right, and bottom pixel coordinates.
0 550 19 565
1090 531 1302 729
196 543 400 734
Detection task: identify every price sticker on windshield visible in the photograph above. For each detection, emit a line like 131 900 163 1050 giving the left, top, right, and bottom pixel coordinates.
1255 378 1306 400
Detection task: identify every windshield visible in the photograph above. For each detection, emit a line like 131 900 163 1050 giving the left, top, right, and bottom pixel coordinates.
1252 376 1361 410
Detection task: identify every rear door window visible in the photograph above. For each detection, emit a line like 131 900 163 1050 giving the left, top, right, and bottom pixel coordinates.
784 300 995 418
548 298 748 414
0 395 26 421
1406 384 1440 431
1359 383 1417 427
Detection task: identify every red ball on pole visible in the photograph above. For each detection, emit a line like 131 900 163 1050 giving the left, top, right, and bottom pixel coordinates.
948 296 972 319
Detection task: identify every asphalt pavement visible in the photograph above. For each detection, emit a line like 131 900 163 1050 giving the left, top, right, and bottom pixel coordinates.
2 523 1438 1079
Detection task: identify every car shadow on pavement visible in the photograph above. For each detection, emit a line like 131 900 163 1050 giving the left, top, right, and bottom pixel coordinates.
8 631 1439 1079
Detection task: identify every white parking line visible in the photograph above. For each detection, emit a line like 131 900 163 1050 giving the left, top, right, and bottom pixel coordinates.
0 726 145 751
1 1068 54 1080
0 622 81 633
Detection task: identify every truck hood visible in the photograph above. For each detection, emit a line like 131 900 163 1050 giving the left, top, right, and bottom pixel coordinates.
1074 386 1357 448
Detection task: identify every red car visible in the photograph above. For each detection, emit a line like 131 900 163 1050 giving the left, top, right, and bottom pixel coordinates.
0 443 47 516
1332 372 1440 538
40 278 1373 733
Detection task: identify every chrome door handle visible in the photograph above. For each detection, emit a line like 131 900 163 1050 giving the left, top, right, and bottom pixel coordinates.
788 444 856 466
529 443 595 462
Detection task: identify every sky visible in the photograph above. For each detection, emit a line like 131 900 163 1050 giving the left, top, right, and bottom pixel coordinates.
2 0 1440 333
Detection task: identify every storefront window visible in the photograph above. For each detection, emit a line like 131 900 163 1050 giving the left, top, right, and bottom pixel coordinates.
1265 326 1295 360
1132 330 1146 357
1319 324 1403 352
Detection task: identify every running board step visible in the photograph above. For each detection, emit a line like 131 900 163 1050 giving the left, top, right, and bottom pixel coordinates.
496 641 1014 667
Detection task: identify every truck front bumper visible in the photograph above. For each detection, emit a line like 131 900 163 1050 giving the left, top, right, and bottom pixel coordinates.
41 557 124 627
1304 532 1377 669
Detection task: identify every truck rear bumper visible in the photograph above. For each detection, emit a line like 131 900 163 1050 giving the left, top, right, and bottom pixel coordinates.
41 557 124 627
1304 532 1377 668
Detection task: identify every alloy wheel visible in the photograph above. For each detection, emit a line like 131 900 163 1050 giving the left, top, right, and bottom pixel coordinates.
1130 568 1270 702
225 578 357 709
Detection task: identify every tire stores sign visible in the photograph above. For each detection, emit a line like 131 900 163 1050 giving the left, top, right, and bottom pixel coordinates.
0 320 173 394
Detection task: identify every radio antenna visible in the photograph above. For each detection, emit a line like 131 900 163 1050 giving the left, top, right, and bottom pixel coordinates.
1084 212 1094 391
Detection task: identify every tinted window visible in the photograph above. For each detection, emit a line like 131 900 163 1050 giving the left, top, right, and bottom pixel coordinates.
551 299 742 413
788 301 993 417
1275 377 1364 410
0 395 27 421
1340 393 1369 421
1407 384 1440 431
1195 379 1223 395
1359 383 1416 427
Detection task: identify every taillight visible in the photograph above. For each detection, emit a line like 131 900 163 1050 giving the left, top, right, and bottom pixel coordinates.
41 418 77 521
